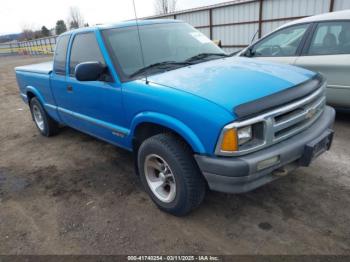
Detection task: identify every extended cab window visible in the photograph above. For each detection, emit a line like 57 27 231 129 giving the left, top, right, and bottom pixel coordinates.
307 21 350 55
251 24 309 57
69 32 105 76
53 35 70 75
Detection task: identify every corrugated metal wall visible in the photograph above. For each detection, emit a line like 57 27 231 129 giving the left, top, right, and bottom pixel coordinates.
333 0 350 11
212 1 259 24
262 0 329 20
146 0 350 52
177 10 210 27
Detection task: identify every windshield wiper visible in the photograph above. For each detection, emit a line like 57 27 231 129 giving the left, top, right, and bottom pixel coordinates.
185 53 228 63
129 61 192 78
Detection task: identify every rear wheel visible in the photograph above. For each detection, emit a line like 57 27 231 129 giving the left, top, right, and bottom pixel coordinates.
138 133 206 216
29 97 59 137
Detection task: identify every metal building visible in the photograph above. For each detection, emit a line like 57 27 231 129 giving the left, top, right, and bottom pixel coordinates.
1 0 349 56
144 0 350 52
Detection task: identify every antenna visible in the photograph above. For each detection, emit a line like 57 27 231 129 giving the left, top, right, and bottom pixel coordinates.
132 0 148 84
250 28 259 44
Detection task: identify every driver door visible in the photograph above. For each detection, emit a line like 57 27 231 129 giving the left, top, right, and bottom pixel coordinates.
53 31 127 146
246 23 312 65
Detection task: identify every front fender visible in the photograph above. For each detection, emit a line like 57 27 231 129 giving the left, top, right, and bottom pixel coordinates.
129 111 206 154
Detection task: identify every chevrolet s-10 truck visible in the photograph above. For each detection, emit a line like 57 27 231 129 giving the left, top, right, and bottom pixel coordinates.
15 20 335 216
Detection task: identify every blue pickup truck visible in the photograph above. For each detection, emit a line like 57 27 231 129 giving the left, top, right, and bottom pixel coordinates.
15 20 335 215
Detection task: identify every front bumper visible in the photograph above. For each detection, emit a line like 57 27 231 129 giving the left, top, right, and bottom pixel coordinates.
195 106 335 194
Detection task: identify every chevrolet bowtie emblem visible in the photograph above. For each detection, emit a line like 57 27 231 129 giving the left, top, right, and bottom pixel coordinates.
306 108 317 119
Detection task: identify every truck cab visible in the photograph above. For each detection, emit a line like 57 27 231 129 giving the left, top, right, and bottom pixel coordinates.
15 20 335 216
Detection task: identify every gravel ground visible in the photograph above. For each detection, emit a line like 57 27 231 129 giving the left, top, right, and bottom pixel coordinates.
0 56 349 255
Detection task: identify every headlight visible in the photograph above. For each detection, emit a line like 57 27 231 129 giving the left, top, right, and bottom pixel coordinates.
216 122 265 155
237 126 252 145
219 125 252 152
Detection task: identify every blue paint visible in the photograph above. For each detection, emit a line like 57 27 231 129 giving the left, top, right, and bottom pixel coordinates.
15 20 316 156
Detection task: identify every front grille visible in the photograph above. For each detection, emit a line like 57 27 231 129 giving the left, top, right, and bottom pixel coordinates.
216 82 326 156
272 90 326 142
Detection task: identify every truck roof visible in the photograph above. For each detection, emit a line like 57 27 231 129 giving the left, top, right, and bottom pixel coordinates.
61 19 182 36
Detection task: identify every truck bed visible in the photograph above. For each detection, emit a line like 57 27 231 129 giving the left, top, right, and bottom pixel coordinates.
15 61 55 107
15 61 53 74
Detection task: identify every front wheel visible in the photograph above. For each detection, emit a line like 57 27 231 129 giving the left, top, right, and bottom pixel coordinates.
137 133 206 216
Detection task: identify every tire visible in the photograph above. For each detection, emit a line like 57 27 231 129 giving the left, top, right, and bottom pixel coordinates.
29 97 59 137
137 133 206 216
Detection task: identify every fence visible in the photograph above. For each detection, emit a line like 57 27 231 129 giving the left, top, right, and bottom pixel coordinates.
0 36 57 56
1 0 350 55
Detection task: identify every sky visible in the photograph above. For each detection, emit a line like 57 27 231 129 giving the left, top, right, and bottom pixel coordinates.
0 0 229 35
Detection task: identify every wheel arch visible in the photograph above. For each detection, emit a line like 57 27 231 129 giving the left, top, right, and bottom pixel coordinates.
130 112 206 154
26 86 45 105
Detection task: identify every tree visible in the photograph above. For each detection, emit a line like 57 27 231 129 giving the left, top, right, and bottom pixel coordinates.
154 0 177 14
55 20 67 35
41 26 50 37
21 29 34 40
21 24 35 40
68 6 84 29
70 21 79 29
34 30 43 39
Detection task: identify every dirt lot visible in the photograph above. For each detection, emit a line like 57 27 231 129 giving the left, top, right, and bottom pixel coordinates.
0 55 349 255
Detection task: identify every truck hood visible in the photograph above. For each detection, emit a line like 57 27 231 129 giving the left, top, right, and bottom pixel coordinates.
147 57 316 114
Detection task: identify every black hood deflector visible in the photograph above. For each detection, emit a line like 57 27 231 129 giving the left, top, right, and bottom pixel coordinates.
234 74 324 119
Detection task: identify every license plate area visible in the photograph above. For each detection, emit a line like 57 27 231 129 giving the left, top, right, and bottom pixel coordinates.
300 129 334 166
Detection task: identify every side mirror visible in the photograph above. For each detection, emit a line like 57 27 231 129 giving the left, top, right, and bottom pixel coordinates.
75 61 106 81
243 47 254 57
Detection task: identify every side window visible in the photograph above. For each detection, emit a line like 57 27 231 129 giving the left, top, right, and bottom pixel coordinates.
53 35 70 75
252 24 309 57
69 33 105 76
307 21 350 55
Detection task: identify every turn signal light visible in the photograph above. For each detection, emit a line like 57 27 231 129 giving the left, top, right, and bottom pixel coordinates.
221 129 238 152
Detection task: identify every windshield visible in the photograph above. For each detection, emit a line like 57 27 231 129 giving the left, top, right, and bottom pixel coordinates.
102 22 225 80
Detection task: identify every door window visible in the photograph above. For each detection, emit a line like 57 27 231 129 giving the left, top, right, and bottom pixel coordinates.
69 32 105 76
251 24 309 57
53 35 70 75
307 21 350 55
